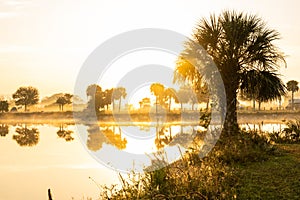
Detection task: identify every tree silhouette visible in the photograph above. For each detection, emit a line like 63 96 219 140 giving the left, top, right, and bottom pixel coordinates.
103 89 113 111
0 100 9 113
163 88 178 112
12 86 39 111
287 80 299 110
150 83 165 113
240 70 286 110
57 124 74 141
56 93 73 111
13 126 39 146
180 10 285 135
0 124 9 137
86 84 104 112
177 86 191 111
112 87 127 112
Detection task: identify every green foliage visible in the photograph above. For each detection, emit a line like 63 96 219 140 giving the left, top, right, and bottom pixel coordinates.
236 144 300 199
180 10 285 134
0 100 9 112
12 86 39 111
199 112 211 128
269 120 300 143
99 129 278 199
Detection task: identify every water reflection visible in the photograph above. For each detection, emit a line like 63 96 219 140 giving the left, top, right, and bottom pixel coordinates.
155 126 173 149
0 124 9 137
13 125 39 147
86 125 127 151
57 124 74 142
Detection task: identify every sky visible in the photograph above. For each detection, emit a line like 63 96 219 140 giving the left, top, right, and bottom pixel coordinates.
0 0 300 102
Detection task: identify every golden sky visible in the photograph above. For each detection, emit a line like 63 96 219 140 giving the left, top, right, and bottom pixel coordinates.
0 0 299 100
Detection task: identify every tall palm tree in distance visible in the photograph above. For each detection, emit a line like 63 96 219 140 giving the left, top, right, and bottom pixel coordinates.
287 80 299 110
112 87 127 112
178 10 285 135
150 83 165 114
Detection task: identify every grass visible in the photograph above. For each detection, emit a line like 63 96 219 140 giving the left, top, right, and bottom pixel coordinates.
236 144 300 199
96 128 300 199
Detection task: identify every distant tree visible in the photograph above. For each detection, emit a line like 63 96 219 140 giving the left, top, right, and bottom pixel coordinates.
177 86 191 110
287 80 299 110
112 87 127 112
0 100 9 113
12 86 39 111
56 93 73 111
86 84 103 111
150 83 165 113
13 126 39 146
164 88 178 112
103 89 113 111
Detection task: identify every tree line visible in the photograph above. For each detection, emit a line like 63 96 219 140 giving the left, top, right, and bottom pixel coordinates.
0 78 298 113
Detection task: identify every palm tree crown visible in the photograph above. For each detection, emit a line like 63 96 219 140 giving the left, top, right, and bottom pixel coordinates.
179 10 285 134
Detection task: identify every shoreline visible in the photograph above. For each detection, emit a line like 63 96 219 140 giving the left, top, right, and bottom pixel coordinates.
0 111 300 125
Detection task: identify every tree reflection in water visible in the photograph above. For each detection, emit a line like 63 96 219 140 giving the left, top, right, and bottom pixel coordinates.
0 124 9 137
57 124 74 142
155 126 173 150
87 125 107 151
13 125 39 146
86 125 127 151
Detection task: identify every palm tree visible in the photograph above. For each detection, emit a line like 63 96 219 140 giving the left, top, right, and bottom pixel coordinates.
112 87 127 112
177 86 191 111
240 70 286 110
287 80 299 110
150 83 165 113
0 100 9 113
178 10 285 135
164 88 177 112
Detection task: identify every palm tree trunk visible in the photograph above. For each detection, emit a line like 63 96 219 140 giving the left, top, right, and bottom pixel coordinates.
252 99 256 111
223 83 239 137
292 91 294 110
24 104 27 112
258 101 261 111
206 98 209 111
155 97 158 114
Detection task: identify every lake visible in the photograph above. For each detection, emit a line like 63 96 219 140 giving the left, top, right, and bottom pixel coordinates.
0 122 285 199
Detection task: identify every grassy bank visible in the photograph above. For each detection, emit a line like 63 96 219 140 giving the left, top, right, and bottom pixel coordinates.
98 130 300 199
237 144 300 199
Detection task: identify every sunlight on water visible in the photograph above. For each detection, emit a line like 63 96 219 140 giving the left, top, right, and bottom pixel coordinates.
0 124 120 200
0 121 280 199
